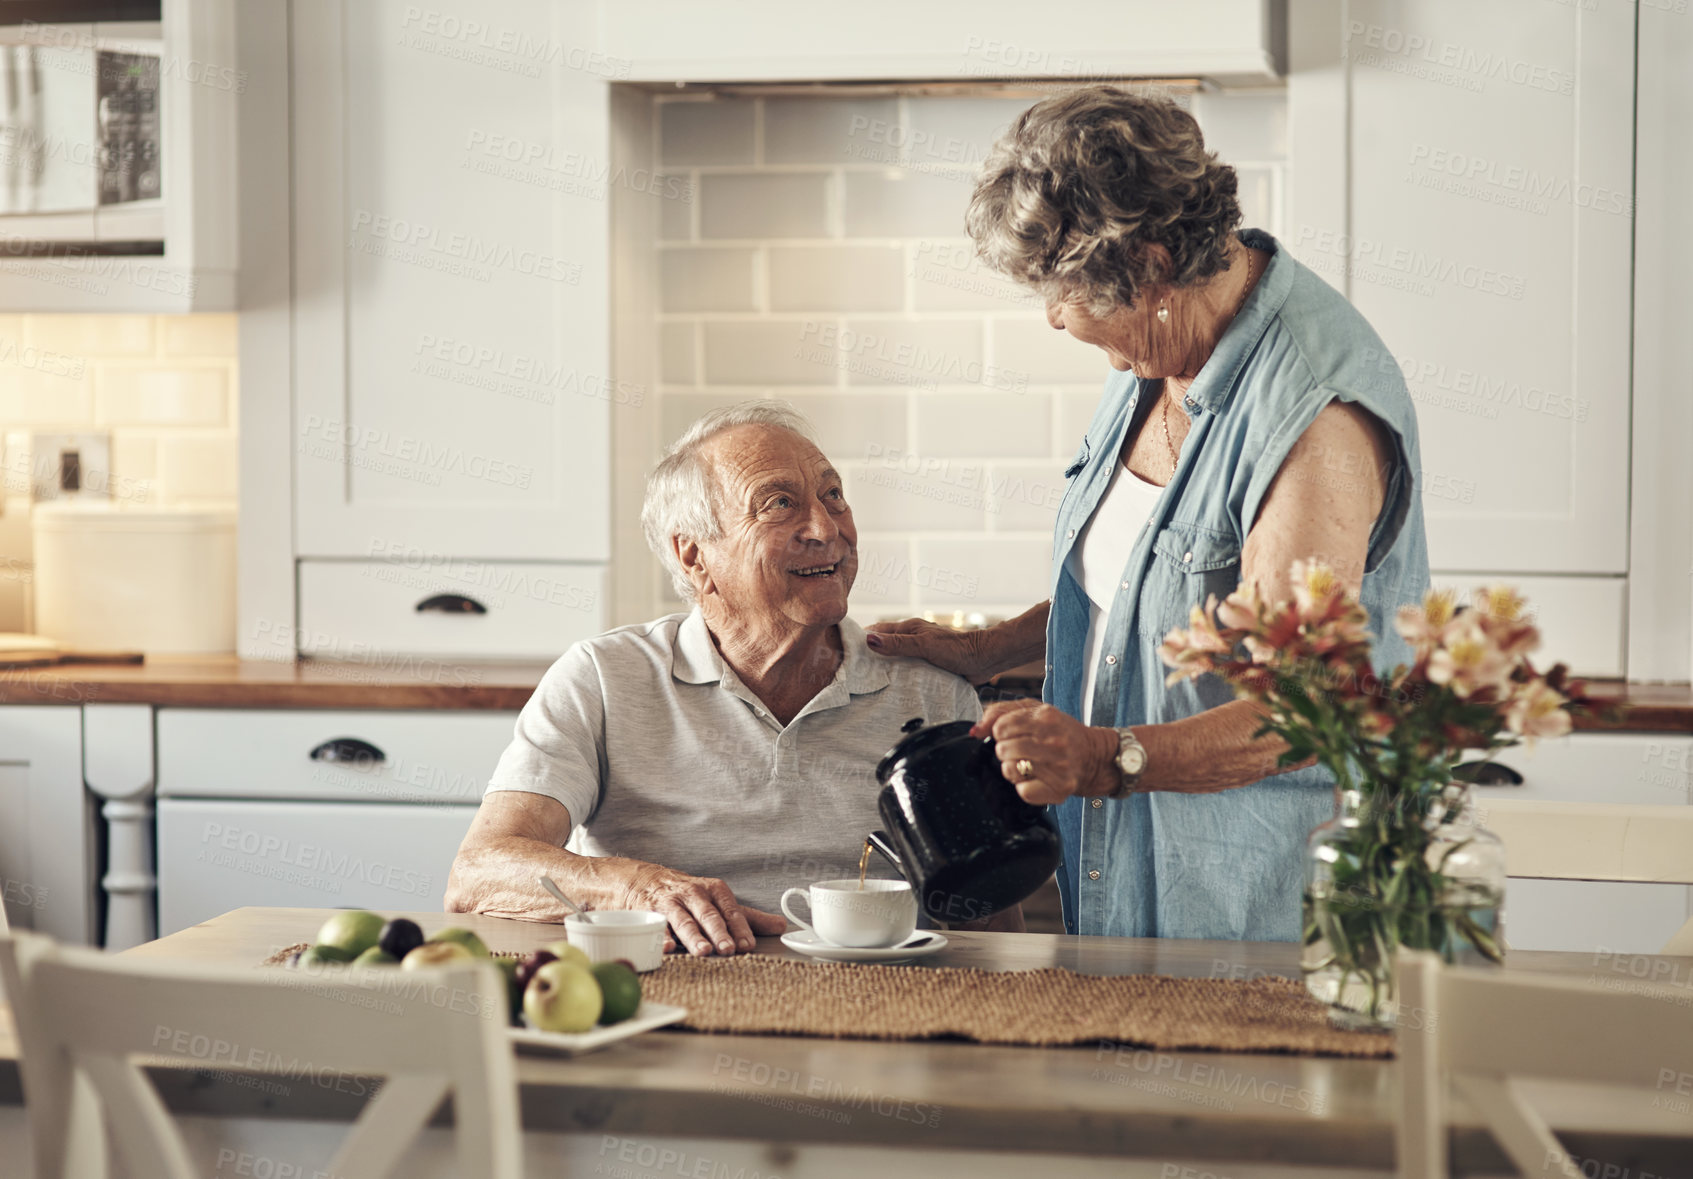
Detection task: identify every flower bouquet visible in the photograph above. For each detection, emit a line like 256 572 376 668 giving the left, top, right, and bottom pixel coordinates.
1160 562 1600 1026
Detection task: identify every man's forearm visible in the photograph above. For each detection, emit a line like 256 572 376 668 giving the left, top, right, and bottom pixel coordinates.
446 835 631 920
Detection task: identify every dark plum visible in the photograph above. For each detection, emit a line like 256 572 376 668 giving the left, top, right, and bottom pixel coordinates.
513 950 557 992
377 917 425 960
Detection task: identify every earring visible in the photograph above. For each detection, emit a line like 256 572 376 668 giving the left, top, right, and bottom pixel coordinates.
1157 301 1170 325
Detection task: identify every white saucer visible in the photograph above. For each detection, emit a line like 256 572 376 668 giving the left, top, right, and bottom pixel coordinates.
779 929 948 963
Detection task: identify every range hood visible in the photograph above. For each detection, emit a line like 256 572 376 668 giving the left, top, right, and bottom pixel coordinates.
597 0 1286 87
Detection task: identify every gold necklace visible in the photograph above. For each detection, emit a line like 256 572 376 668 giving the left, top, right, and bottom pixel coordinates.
1159 249 1260 474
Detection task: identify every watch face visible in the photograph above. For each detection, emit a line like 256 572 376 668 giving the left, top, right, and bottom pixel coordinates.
1121 742 1147 775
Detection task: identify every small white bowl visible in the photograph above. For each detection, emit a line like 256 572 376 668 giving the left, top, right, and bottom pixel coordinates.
564 910 667 973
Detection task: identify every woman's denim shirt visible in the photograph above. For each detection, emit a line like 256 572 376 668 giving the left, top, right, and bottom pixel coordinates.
1044 229 1432 941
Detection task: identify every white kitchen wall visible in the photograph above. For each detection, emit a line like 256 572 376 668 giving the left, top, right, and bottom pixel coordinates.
0 313 240 507
651 89 1285 625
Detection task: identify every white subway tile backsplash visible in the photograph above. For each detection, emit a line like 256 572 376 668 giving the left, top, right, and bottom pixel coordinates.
160 314 237 357
843 459 988 532
902 97 1030 170
96 365 229 427
703 321 837 385
835 318 983 389
651 90 1284 618
659 247 759 312
0 371 94 426
660 322 699 385
909 240 1039 312
765 98 898 165
842 170 973 238
914 392 1050 458
156 434 237 501
1191 91 1288 162
849 535 916 606
985 460 1067 532
768 246 903 312
660 99 756 166
914 537 1052 606
110 433 159 490
701 173 831 240
993 318 1110 385
781 391 907 458
660 392 768 445
659 177 695 240
25 314 154 357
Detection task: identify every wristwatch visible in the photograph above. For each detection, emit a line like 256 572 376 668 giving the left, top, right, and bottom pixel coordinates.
1105 728 1148 799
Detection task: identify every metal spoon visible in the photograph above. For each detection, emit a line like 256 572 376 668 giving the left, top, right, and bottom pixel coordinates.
538 874 596 922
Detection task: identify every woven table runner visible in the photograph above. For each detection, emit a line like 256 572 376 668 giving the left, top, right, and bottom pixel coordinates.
264 944 1392 1058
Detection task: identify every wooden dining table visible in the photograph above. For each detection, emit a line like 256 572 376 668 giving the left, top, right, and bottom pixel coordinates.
4 907 1692 1176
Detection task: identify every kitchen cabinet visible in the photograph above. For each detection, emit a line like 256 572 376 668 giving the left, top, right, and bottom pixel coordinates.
0 0 238 312
0 706 95 944
289 0 611 563
152 705 516 936
1291 1 1633 583
1473 733 1692 955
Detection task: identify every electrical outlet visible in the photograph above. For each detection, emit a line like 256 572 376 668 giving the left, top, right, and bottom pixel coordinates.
30 432 112 502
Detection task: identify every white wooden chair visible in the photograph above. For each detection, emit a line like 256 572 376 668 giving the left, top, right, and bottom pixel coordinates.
0 929 521 1179
1478 797 1693 953
1396 949 1693 1179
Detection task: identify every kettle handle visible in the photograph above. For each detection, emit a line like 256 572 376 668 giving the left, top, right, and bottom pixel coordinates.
866 829 904 871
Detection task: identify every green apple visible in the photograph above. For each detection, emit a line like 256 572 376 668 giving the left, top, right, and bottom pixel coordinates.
523 960 602 1033
591 961 642 1025
295 944 353 970
428 927 490 958
401 941 474 970
541 940 592 970
315 910 386 958
352 946 398 967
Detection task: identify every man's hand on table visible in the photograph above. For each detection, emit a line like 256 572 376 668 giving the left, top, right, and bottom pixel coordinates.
614 861 786 956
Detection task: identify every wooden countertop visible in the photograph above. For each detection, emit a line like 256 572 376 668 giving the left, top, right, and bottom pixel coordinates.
0 654 550 710
0 907 1680 1173
0 651 1688 730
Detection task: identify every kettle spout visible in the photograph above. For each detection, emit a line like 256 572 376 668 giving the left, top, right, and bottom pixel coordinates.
866 829 904 871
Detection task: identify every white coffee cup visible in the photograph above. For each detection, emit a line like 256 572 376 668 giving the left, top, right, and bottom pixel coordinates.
781 879 918 948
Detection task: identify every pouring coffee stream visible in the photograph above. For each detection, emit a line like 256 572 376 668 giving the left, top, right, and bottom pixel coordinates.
861 716 1061 924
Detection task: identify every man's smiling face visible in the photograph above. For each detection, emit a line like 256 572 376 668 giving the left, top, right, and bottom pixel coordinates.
690 424 858 633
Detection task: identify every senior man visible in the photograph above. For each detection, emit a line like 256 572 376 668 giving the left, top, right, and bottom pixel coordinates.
446 401 1005 955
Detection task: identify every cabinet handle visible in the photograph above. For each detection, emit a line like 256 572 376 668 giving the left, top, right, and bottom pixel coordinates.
309 737 386 768
1452 760 1524 787
415 593 487 614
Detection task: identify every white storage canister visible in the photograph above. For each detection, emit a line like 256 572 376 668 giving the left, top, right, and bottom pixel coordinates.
31 505 237 654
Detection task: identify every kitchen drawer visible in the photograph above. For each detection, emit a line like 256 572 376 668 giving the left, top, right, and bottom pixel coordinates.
297 559 606 659
156 799 474 936
158 709 518 804
1471 733 1692 954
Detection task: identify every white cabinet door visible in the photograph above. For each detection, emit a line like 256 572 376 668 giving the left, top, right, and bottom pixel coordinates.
155 798 476 936
292 0 612 560
1309 1 1633 574
1473 733 1691 955
0 707 95 943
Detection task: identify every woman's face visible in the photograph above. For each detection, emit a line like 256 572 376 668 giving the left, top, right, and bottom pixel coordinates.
1045 288 1192 381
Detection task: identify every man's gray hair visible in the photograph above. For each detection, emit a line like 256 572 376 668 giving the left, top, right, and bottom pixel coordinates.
641 399 822 601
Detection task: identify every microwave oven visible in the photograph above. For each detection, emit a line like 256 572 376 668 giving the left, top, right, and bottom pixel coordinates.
0 19 164 251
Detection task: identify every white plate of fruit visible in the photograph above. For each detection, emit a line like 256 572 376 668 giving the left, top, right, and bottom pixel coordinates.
289 912 687 1056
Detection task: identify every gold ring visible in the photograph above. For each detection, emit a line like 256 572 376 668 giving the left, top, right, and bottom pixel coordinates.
1015 758 1034 779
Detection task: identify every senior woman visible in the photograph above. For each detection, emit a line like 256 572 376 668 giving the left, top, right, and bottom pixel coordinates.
867 87 1431 942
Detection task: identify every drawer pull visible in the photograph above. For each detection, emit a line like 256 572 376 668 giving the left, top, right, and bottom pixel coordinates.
1453 760 1524 787
309 737 386 768
415 593 487 614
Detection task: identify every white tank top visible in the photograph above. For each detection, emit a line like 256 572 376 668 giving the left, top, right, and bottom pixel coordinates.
1064 457 1165 725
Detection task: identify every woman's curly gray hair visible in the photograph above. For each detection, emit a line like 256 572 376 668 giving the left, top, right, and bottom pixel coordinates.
966 87 1241 314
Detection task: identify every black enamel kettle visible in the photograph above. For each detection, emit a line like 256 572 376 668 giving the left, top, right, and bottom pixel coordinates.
867 717 1062 925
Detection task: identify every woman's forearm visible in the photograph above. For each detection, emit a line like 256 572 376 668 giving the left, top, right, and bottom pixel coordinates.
984 601 1050 676
1132 699 1314 794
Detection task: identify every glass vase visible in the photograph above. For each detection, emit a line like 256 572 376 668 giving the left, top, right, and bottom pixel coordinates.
1301 782 1506 1029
